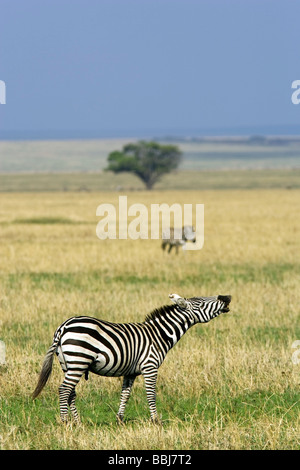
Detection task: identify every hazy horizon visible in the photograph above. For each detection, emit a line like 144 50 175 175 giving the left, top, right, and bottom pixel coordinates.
1 124 300 142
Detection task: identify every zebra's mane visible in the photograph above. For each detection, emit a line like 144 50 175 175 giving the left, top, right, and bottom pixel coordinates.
144 303 177 323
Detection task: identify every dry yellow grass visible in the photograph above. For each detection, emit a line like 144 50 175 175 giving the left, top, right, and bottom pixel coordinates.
0 189 299 449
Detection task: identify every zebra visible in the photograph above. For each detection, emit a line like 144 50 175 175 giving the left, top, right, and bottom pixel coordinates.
32 293 231 424
161 226 196 254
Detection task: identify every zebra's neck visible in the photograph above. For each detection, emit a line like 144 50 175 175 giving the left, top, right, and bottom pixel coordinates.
144 304 195 351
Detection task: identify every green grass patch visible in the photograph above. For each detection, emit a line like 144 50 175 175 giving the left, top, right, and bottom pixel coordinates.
12 217 87 225
162 388 299 425
2 262 299 293
1 384 297 431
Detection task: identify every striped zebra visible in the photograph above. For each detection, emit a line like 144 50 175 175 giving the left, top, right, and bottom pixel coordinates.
161 226 196 254
32 293 231 424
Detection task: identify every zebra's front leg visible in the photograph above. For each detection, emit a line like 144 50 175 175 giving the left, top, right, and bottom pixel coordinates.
116 375 136 424
142 368 161 424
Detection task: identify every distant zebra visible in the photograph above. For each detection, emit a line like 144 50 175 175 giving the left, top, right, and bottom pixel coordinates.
161 226 196 254
32 293 231 424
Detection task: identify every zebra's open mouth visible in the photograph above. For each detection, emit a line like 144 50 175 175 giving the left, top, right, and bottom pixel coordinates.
220 306 230 313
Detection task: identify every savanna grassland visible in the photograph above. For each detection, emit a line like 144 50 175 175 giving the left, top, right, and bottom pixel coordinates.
0 185 299 450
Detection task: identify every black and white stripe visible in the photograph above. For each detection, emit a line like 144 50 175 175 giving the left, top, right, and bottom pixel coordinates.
33 293 231 423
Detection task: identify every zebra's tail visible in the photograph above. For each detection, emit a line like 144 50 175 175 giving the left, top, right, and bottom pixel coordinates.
32 329 61 399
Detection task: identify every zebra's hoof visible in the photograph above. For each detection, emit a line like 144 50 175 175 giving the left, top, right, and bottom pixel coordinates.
59 412 68 423
116 414 124 425
151 416 162 426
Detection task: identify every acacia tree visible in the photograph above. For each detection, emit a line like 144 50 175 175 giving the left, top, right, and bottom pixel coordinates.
105 141 182 190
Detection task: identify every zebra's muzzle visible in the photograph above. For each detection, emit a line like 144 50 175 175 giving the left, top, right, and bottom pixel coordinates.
218 295 231 313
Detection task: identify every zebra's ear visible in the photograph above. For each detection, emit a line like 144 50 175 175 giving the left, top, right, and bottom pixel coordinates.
169 294 188 308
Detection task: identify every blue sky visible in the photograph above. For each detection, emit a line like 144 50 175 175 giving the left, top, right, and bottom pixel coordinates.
1 0 299 138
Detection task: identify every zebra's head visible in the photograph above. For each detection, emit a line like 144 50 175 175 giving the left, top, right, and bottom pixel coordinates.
183 225 196 243
169 293 231 323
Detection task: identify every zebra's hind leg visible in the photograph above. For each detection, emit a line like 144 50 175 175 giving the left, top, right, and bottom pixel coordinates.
58 372 83 424
59 382 73 423
116 375 136 424
68 388 80 423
